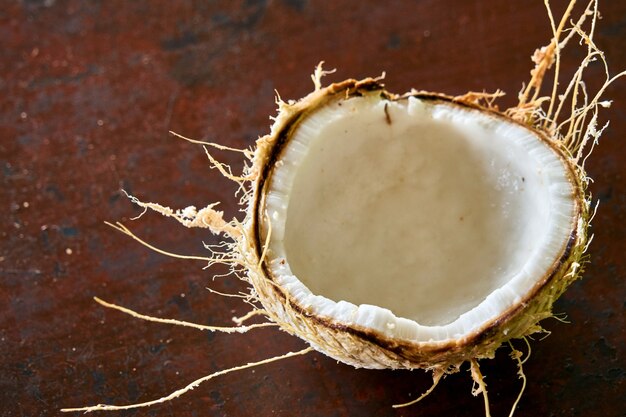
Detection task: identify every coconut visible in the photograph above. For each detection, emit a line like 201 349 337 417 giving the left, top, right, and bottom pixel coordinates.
245 79 587 372
62 1 625 414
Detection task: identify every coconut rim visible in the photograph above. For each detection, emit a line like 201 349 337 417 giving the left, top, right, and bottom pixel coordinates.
250 78 586 355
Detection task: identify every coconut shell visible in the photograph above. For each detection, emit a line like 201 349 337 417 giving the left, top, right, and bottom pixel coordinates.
239 78 590 371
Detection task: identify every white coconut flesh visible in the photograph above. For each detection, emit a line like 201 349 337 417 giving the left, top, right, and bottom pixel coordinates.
262 94 576 344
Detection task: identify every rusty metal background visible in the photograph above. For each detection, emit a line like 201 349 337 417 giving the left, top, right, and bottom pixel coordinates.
1 1 624 416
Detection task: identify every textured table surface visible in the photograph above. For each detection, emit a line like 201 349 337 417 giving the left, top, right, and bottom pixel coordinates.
1 1 625 416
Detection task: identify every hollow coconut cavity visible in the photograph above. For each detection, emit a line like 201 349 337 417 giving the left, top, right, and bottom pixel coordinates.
246 79 588 370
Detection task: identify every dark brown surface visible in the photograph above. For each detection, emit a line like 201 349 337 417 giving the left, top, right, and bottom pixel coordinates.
1 1 624 416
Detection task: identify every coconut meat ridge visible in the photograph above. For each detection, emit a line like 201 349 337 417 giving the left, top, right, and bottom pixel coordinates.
262 95 576 343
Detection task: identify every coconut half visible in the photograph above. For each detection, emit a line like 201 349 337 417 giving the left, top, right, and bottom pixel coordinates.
246 79 587 370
